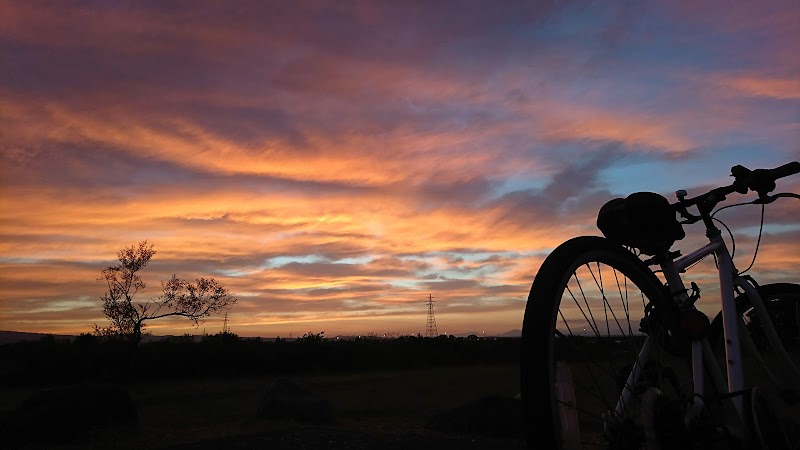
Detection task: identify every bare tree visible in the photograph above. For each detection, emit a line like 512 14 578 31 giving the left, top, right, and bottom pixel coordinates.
95 241 236 343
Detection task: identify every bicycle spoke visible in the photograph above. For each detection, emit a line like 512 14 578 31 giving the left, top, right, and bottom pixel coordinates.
614 269 634 336
587 263 632 338
566 283 600 336
574 273 601 336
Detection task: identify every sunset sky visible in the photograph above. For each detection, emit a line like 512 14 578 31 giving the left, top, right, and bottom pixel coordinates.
1 1 799 338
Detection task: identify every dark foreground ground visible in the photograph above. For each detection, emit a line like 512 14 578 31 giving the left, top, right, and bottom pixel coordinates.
163 424 526 450
0 364 526 450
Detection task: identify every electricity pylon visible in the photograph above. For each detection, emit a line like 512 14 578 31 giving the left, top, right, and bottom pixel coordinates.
425 294 438 337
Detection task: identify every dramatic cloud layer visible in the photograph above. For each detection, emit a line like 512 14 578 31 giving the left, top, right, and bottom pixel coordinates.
1 0 798 337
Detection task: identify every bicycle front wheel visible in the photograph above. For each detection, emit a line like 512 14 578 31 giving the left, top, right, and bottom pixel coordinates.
521 236 681 450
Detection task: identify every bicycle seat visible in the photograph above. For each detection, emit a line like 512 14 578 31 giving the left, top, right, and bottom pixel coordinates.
597 192 685 255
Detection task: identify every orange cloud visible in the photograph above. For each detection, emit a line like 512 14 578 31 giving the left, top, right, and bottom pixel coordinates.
717 75 800 100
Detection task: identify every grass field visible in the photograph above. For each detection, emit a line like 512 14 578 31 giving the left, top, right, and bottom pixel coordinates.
0 363 525 449
5 339 794 449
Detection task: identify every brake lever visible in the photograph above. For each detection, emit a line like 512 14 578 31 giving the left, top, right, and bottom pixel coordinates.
752 192 800 205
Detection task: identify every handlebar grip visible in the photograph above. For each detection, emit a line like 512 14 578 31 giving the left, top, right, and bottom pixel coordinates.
767 161 800 180
746 161 800 196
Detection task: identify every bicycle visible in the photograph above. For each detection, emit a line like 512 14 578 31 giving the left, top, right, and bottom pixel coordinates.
520 162 800 449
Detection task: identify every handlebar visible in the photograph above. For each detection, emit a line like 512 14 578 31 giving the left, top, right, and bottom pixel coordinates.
674 161 800 223
764 160 800 180
731 161 800 196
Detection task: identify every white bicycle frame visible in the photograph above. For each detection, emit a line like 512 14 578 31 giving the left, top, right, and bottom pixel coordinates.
662 232 745 424
612 229 799 441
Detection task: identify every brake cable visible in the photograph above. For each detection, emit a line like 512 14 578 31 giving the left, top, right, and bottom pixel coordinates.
709 191 800 275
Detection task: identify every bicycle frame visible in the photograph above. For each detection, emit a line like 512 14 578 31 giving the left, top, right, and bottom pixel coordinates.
613 229 773 440
663 231 746 420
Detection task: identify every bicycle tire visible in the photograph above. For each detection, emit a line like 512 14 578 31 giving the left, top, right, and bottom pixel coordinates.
521 236 681 450
734 283 799 353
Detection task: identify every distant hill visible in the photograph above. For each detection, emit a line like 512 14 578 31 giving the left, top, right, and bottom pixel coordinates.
0 330 190 345
0 330 76 345
499 329 522 337
452 330 521 338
